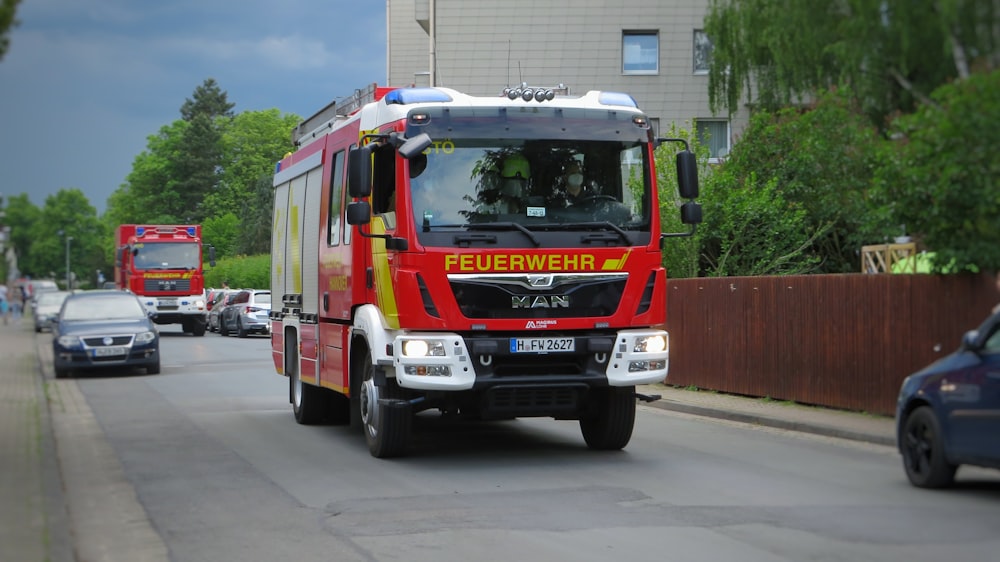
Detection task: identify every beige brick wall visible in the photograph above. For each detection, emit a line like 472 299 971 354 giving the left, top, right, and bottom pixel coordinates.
387 0 750 145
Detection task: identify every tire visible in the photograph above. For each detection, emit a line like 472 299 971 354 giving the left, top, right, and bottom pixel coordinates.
580 386 637 450
191 319 206 337
54 367 70 379
360 353 411 458
146 359 161 375
900 405 957 488
290 338 326 425
220 316 230 337
237 317 247 338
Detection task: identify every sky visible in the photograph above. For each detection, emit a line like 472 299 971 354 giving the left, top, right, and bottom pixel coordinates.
0 0 386 214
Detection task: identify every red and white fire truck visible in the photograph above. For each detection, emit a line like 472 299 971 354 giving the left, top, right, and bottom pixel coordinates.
114 224 214 336
270 84 701 457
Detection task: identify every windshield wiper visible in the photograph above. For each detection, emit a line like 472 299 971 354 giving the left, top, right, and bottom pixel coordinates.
537 221 633 246
465 222 541 247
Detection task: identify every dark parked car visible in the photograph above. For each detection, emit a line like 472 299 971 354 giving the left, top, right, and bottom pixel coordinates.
220 290 271 337
52 290 160 378
896 309 1000 488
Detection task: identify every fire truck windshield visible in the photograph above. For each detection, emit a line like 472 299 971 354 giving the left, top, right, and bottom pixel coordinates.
407 139 651 233
131 242 200 270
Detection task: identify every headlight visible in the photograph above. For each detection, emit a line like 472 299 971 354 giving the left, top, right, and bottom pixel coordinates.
634 335 667 353
135 331 156 344
402 339 446 357
57 335 82 348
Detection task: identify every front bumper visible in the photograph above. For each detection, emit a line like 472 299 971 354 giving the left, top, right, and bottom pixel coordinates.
390 329 668 391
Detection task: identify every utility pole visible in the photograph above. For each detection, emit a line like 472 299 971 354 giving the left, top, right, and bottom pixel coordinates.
65 235 73 290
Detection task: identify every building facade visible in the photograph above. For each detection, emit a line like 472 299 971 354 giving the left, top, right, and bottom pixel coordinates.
385 0 748 160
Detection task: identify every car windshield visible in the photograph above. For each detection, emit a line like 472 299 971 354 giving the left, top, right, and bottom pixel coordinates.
62 295 147 321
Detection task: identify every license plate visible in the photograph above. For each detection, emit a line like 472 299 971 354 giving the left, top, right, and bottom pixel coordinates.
510 337 575 353
93 346 128 357
157 298 177 306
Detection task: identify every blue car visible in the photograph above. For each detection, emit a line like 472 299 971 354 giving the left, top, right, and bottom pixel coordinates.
896 309 1000 488
52 290 161 378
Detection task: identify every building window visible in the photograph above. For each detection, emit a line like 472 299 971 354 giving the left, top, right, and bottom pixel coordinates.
693 30 712 74
696 120 730 162
623 32 658 75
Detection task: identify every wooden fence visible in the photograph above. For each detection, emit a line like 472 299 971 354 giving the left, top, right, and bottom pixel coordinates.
664 273 997 416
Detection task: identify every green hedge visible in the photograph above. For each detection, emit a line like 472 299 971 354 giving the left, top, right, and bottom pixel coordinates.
204 253 270 291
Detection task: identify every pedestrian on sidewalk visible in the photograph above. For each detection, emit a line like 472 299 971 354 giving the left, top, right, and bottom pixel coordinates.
0 285 8 325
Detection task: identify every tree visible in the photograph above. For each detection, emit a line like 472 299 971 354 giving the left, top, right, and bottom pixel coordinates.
29 190 106 288
174 79 235 222
1 193 39 273
204 108 300 256
873 70 1000 273
0 0 21 61
704 0 999 128
718 90 887 273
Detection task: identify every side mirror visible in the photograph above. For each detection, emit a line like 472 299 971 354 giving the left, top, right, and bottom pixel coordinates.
676 150 699 199
207 245 217 268
347 201 371 225
348 145 373 198
960 330 980 351
680 201 702 225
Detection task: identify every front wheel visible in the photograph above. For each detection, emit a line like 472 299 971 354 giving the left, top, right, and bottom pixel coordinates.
579 386 636 450
360 354 411 458
901 405 957 488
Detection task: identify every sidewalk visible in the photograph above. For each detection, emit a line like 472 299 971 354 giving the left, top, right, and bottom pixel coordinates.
638 383 897 447
0 318 895 561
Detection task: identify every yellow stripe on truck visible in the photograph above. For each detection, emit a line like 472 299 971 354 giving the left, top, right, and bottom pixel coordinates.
370 216 399 329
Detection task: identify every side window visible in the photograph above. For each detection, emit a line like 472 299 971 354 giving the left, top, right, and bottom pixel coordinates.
623 31 658 75
327 150 345 246
696 119 731 162
693 30 712 74
983 323 1000 354
344 144 356 246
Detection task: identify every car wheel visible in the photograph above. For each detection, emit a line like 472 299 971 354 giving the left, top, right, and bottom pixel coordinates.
192 320 206 337
579 386 636 450
146 359 161 375
360 353 411 458
54 367 70 379
901 405 957 488
237 317 247 338
220 317 229 336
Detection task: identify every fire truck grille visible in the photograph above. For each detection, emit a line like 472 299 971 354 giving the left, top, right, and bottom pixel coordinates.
450 277 626 319
143 279 191 292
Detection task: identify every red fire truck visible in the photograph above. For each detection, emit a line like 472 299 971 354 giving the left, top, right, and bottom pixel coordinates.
271 84 701 457
114 224 214 336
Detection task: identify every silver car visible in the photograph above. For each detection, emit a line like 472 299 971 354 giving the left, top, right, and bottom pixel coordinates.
34 290 72 333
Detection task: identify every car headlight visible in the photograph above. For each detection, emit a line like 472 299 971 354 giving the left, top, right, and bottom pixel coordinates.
135 331 156 344
57 335 82 348
402 339 447 357
633 334 667 353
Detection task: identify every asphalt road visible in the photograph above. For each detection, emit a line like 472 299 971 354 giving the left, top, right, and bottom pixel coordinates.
57 326 1000 561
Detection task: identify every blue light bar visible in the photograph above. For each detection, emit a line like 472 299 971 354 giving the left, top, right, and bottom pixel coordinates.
384 88 453 105
186 227 196 237
598 92 638 108
136 227 146 236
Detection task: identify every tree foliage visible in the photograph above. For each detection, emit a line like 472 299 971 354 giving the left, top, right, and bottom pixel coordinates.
0 0 20 61
705 0 999 127
873 70 1000 273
